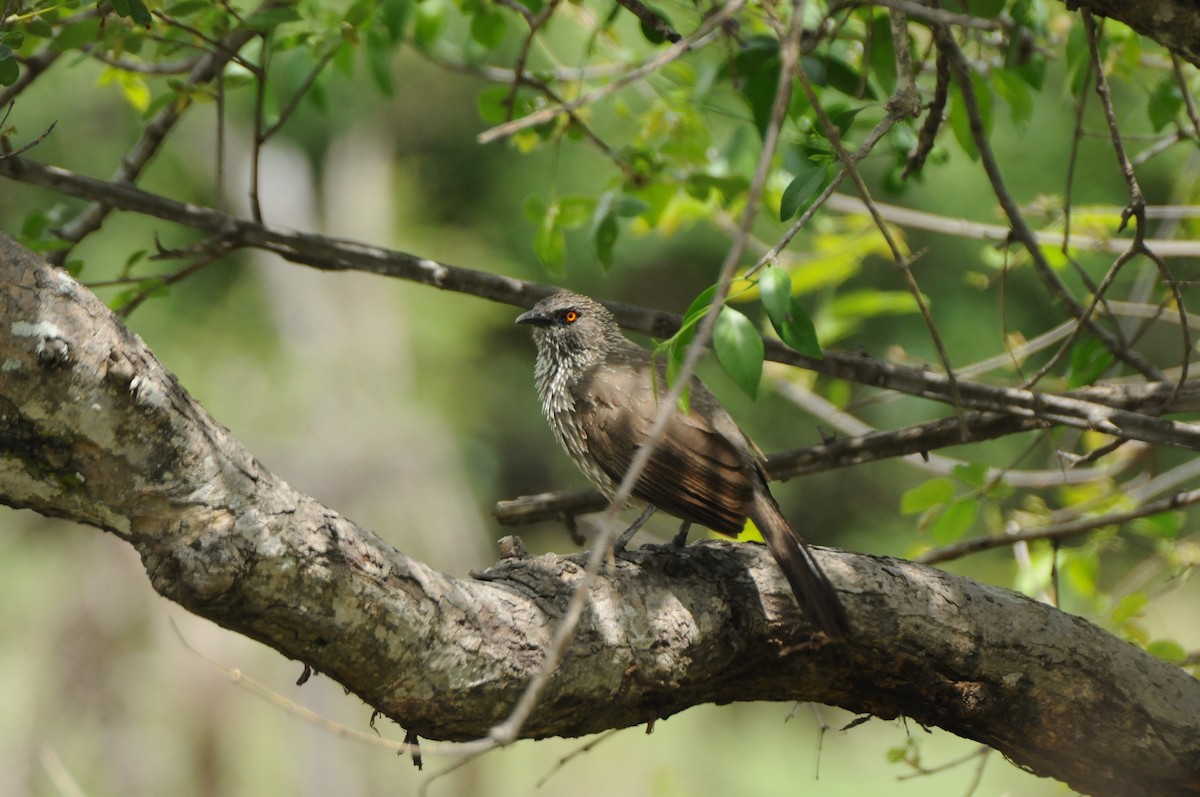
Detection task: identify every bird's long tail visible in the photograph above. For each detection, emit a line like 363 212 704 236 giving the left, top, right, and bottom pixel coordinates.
750 487 849 639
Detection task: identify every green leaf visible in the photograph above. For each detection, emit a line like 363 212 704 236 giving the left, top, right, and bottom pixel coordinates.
614 196 649 217
1111 592 1148 625
778 301 820 358
900 477 954 514
952 462 989 488
672 285 719 352
713 306 763 398
829 290 918 318
829 105 870 136
380 0 412 42
948 74 991 160
1131 511 1183 540
344 0 374 27
637 6 674 45
779 162 827 221
413 0 445 49
866 13 897 94
0 55 17 87
111 0 153 26
593 211 618 269
759 265 821 358
930 498 978 544
759 265 792 330
534 212 566 275
993 67 1033 127
477 85 511 124
1066 338 1114 388
556 195 595 229
523 194 547 223
365 27 393 95
1147 77 1183 132
967 0 1006 19
1065 22 1101 97
243 7 302 30
801 54 876 100
49 19 102 52
1146 639 1187 663
732 38 782 138
165 1 210 16
1063 550 1100 598
470 6 506 49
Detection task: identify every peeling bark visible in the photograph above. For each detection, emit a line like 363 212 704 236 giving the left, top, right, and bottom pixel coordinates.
1 233 1199 797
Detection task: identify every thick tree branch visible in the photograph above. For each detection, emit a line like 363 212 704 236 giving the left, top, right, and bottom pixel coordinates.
2 234 1200 797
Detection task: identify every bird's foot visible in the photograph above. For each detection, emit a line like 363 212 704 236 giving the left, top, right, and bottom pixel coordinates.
670 521 692 547
612 505 657 552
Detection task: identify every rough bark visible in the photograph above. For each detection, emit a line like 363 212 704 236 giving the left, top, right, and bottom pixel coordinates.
1077 0 1200 68
1 233 1199 797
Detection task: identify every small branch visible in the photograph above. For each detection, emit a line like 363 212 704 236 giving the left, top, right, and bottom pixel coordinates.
903 45 948 179
50 3 274 262
0 119 55 160
917 485 1200 565
4 156 1200 452
260 42 339 143
885 9 921 119
822 194 1200 258
751 115 901 272
503 0 562 121
829 0 1004 33
937 28 1165 383
794 59 967 438
477 0 744 144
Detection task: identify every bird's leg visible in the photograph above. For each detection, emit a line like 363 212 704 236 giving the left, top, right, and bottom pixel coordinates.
671 521 692 547
614 505 657 551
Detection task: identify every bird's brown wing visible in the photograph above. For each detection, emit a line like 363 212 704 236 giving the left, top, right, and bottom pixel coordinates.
571 356 755 535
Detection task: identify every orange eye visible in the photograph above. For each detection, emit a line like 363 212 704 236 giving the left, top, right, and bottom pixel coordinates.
564 310 579 323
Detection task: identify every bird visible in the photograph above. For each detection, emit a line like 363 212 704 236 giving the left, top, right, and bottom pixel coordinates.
516 290 848 639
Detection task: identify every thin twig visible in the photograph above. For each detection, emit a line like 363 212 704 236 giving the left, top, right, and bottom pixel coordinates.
50 3 273 263
937 28 1165 383
794 59 967 438
477 0 745 144
822 194 1200 257
504 0 562 121
917 485 1200 564
260 43 340 143
6 156 1200 452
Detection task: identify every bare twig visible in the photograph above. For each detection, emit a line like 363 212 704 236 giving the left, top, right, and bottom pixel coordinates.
937 28 1165 383
822 194 1200 257
917 485 1200 564
504 0 562 121
5 156 1200 452
51 3 275 263
794 58 967 437
477 0 744 144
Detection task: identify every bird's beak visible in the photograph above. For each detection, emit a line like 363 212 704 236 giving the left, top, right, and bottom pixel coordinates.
516 309 553 327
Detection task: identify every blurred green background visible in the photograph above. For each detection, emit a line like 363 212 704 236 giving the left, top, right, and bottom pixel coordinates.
2 2 1198 795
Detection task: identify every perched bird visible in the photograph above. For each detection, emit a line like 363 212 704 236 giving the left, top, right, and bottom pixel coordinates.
516 291 848 639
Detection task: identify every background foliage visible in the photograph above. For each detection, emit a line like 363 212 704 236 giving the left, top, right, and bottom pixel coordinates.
1 0 1198 794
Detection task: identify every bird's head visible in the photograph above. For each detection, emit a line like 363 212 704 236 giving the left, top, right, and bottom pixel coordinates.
516 291 621 367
